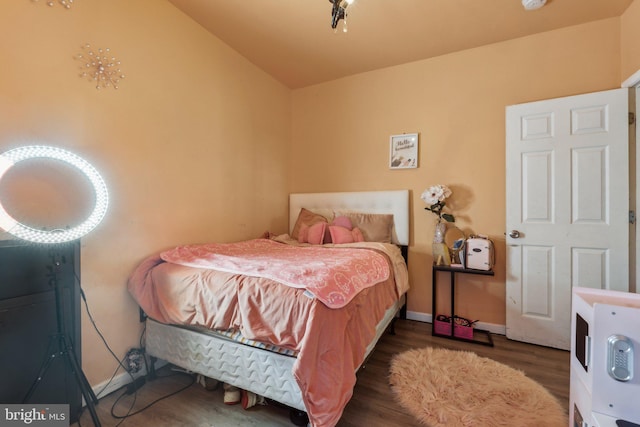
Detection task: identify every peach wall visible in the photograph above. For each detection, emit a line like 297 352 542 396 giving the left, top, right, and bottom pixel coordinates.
0 0 291 385
622 0 640 82
1 0 635 394
291 19 622 325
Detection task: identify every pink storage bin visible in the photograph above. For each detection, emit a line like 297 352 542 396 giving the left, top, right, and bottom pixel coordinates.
434 318 452 335
434 316 474 340
453 323 474 339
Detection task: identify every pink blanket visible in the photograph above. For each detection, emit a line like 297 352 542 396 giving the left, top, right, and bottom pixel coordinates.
160 239 390 309
128 239 408 427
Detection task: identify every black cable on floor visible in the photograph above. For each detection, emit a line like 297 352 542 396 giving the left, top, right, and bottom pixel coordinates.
75 274 198 425
109 371 196 421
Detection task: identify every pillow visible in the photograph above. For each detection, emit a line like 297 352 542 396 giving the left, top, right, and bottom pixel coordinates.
333 211 394 243
329 225 365 244
298 222 327 245
332 215 353 230
291 208 329 240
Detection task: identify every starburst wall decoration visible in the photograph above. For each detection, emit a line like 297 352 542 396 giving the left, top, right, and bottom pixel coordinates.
76 44 125 90
33 0 73 9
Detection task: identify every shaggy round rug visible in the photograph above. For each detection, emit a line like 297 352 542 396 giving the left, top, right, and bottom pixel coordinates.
389 347 567 427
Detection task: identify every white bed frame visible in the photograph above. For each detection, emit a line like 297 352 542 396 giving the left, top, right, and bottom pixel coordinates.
144 190 410 422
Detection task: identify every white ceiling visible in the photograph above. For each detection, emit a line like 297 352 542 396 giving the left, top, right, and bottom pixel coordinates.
168 0 633 89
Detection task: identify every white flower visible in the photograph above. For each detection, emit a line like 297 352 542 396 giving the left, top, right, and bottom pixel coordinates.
421 185 451 205
421 184 455 223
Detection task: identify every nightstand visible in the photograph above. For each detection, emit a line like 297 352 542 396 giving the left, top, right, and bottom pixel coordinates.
431 265 495 346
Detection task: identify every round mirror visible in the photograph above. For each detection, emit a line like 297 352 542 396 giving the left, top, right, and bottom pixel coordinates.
444 226 465 264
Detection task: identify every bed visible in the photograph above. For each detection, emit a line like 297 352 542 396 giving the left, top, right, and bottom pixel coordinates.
127 190 410 427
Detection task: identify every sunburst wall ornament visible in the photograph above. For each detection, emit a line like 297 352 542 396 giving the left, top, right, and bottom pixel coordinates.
76 44 125 90
33 0 74 9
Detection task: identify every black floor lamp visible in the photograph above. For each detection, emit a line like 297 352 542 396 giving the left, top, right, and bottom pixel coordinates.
0 145 109 427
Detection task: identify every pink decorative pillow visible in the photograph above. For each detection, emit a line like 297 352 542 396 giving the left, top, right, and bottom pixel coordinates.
352 227 364 242
332 216 353 230
298 222 327 245
291 208 329 240
329 226 365 244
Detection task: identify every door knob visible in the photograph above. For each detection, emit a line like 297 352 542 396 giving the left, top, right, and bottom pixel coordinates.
508 230 521 238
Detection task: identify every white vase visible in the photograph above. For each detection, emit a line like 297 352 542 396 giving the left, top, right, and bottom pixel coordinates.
433 222 446 243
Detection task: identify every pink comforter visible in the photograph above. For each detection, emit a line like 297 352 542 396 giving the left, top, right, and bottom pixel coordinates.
128 238 408 427
160 239 390 309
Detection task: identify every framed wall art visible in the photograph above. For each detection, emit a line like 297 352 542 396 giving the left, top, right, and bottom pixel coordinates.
389 133 419 169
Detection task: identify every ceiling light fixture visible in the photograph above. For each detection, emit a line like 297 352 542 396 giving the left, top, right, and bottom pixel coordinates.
522 0 546 11
330 0 354 32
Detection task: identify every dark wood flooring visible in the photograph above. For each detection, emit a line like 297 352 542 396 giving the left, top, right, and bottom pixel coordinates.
73 319 569 427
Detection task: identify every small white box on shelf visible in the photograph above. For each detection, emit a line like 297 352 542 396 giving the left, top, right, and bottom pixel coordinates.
464 237 494 271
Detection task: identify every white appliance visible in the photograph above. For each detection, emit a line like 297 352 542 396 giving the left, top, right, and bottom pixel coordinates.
570 287 640 427
464 237 494 271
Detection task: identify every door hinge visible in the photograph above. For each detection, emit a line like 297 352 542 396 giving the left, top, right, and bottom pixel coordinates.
630 210 636 225
630 112 635 125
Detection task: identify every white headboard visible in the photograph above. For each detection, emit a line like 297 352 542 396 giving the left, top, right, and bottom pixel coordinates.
289 190 410 246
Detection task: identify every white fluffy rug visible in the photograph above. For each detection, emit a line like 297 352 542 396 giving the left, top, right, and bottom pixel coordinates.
389 347 568 427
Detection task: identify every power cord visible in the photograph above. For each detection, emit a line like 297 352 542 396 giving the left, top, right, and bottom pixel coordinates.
75 275 197 425
77 284 138 426
109 370 196 420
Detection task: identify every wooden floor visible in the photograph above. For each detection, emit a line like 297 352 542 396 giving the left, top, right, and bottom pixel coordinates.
73 319 570 427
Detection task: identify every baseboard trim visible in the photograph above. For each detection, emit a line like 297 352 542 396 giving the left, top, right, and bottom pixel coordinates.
88 359 168 402
406 310 506 335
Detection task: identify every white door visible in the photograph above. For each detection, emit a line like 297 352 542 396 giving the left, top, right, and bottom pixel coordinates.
505 88 631 350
